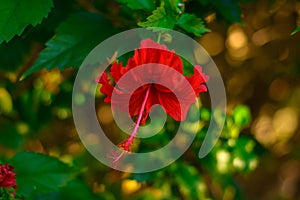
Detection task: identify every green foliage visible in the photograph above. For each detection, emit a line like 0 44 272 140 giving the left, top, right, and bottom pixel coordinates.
10 152 76 198
0 0 53 44
233 105 251 128
214 106 252 139
176 13 210 36
138 4 177 29
163 0 184 13
291 26 300 35
200 107 211 121
138 2 209 36
117 0 155 11
23 12 117 77
170 162 207 199
231 137 258 172
193 109 260 199
207 136 258 176
34 180 101 200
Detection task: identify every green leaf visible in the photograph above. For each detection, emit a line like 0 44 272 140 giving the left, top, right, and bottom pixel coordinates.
176 13 210 36
163 0 184 13
23 12 117 77
171 162 207 199
10 152 76 198
138 4 177 29
117 0 155 11
233 105 251 128
34 179 101 200
0 0 53 43
291 26 300 35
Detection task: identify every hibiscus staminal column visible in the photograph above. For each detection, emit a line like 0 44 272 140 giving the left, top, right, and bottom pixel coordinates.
108 86 151 169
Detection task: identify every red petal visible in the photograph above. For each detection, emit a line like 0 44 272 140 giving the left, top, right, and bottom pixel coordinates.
128 87 147 117
157 92 182 121
186 65 209 96
110 62 126 82
129 85 159 124
0 164 17 189
126 39 183 74
98 72 114 103
98 39 210 124
157 84 197 121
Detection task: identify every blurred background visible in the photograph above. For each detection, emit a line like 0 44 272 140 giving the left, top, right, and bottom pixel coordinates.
199 1 300 199
0 0 300 199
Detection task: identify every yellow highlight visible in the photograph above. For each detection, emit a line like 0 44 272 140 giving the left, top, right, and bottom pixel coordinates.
40 69 63 93
226 25 250 61
216 150 231 173
273 107 298 139
0 88 13 114
16 122 29 135
199 32 225 56
227 29 248 50
122 179 141 195
233 157 246 170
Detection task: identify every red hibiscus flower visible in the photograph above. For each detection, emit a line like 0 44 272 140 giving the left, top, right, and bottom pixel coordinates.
98 38 209 168
0 164 17 189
